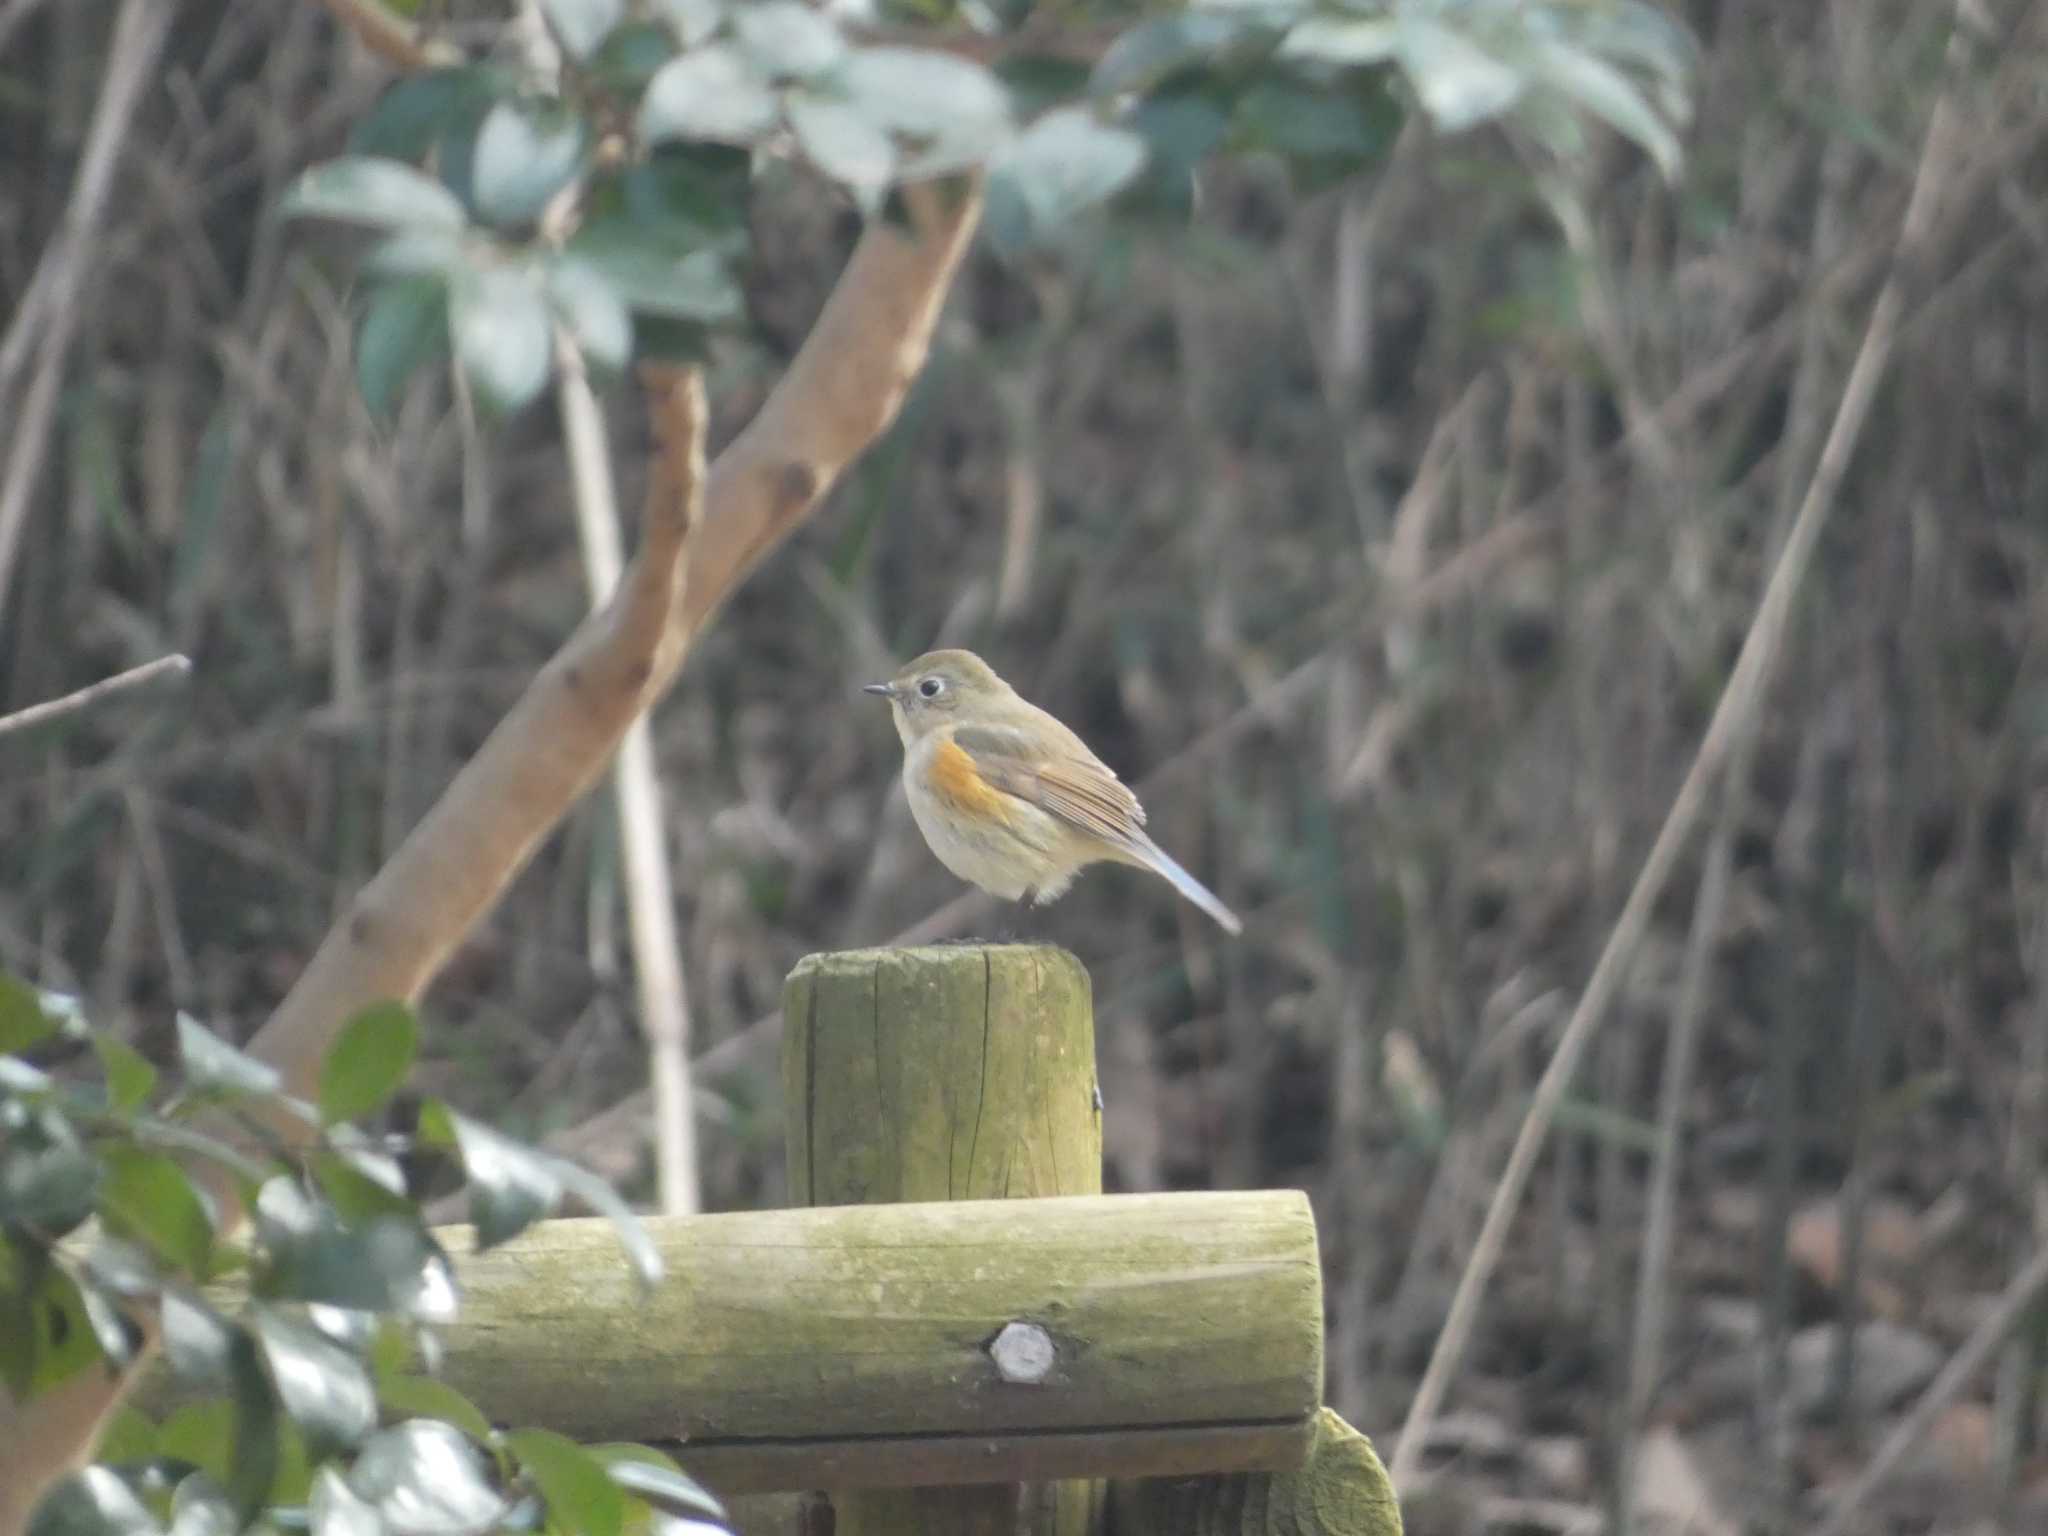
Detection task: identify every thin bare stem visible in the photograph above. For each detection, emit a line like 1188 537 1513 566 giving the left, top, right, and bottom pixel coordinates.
0 0 173 626
1811 1237 2048 1536
0 655 192 743
1389 1 1978 1490
558 335 703 1217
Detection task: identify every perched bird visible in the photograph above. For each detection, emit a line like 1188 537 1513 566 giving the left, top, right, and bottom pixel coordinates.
865 649 1242 935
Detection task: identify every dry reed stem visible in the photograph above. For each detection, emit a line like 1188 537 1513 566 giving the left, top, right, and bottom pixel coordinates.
1388 0 1980 1492
0 655 191 742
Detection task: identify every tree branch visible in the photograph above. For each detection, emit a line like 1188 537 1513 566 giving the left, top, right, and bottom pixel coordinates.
0 654 191 743
0 173 983 1528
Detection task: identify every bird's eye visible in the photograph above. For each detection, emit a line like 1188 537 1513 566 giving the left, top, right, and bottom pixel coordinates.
918 677 944 699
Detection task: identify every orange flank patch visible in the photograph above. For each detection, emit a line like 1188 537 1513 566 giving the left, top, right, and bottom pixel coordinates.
929 738 1014 821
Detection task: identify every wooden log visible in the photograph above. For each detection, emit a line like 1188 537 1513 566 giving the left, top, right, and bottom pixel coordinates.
416 1190 1322 1489
1110 1408 1403 1536
783 944 1105 1535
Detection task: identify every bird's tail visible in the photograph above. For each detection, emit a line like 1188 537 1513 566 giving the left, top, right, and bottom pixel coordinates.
1128 834 1243 935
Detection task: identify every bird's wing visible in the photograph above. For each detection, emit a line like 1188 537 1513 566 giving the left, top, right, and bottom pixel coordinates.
950 722 1147 844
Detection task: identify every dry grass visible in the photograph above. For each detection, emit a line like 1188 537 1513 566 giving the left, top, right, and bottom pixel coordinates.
4 1 2048 1530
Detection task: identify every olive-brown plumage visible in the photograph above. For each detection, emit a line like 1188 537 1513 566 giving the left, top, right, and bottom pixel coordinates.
864 650 1241 934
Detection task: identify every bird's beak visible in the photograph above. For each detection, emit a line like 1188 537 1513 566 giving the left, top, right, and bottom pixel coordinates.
862 682 895 699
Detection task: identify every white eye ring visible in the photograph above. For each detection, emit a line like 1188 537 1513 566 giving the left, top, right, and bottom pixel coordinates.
919 677 944 699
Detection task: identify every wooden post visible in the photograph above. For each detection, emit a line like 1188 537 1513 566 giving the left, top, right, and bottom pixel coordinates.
783 944 1103 1536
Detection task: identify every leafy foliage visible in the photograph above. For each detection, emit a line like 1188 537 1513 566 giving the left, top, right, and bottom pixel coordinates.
2 980 718 1536
280 0 1694 416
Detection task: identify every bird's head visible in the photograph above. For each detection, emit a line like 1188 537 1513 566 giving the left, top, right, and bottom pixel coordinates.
864 649 1012 744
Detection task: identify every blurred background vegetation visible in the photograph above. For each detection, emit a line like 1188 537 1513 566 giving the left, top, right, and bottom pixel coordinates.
4 0 2046 1531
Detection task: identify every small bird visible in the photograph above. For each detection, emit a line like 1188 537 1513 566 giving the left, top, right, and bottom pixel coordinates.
865 649 1242 935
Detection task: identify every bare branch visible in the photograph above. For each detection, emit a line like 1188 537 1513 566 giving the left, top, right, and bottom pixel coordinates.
1812 1237 2048 1536
1389 0 1981 1491
673 179 985 647
0 0 173 625
0 655 191 743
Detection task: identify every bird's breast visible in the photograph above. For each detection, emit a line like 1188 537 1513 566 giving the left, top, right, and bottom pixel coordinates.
920 736 1015 822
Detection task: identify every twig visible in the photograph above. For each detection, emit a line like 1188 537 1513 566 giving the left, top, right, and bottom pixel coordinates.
0 0 174 626
316 0 461 70
0 655 192 743
558 334 704 1218
1811 1237 2048 1536
1620 42 1861 1523
1388 0 1978 1491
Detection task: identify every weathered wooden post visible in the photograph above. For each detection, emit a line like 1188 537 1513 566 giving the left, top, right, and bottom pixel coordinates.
782 943 1102 1535
152 945 1393 1532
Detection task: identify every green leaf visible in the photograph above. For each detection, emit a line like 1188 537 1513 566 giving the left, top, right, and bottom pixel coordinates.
311 1150 415 1226
507 1430 625 1536
1091 13 1250 99
423 1105 560 1250
357 278 451 421
0 1055 52 1093
587 21 680 101
96 1405 158 1466
545 261 634 373
225 1331 282 1521
166 1475 237 1536
26 1468 164 1536
564 222 742 322
350 1421 507 1534
731 2 844 81
0 1105 100 1234
176 1013 282 1097
1277 16 1398 67
622 145 752 248
367 228 465 280
546 1158 661 1290
74 1276 140 1366
310 1468 386 1536
98 1147 214 1277
1527 39 1681 179
994 53 1095 119
254 1177 455 1320
161 1289 238 1384
652 0 722 49
838 48 1012 176
787 95 895 200
472 102 590 227
1234 75 1398 161
0 1253 104 1395
279 157 468 233
1394 17 1525 132
0 973 56 1055
590 1450 724 1526
639 46 780 146
253 1308 378 1454
450 265 554 415
93 1036 157 1114
82 1236 157 1301
986 107 1148 255
349 68 508 162
157 1400 235 1482
376 1374 496 1445
319 1002 418 1127
540 0 625 60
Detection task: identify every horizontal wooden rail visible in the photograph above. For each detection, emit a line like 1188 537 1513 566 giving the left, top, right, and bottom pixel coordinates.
428 1189 1321 1493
